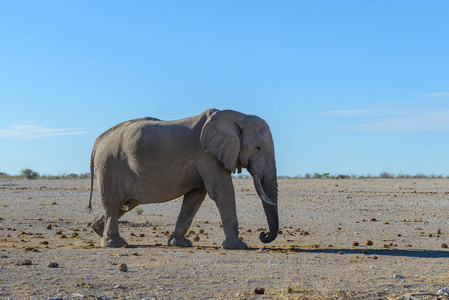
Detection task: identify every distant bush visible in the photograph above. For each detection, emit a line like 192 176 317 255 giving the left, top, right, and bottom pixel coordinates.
233 174 251 179
65 173 81 179
1 169 448 181
79 173 90 179
21 168 39 179
379 172 395 179
276 172 449 180
0 169 91 180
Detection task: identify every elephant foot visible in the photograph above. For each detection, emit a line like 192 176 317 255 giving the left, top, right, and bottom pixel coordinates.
167 236 193 247
221 239 248 250
90 216 105 237
101 235 128 248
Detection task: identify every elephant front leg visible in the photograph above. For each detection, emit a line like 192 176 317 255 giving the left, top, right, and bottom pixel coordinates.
197 165 248 250
214 194 249 250
168 188 207 247
203 174 248 250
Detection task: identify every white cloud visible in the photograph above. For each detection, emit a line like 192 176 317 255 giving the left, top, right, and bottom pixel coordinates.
324 100 449 132
0 124 88 139
323 109 405 118
346 110 449 132
422 92 449 98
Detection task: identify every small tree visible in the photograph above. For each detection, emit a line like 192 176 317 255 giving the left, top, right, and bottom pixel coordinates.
79 173 90 179
21 168 39 179
379 172 394 179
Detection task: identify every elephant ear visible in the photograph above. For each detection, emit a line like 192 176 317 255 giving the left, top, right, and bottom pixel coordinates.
200 110 245 173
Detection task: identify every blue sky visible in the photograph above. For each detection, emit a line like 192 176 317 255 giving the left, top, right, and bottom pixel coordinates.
1 1 448 176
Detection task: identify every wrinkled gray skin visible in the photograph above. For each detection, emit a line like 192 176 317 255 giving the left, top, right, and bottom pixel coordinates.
88 109 278 250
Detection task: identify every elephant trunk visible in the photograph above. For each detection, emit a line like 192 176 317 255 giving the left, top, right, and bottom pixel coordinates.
253 174 278 244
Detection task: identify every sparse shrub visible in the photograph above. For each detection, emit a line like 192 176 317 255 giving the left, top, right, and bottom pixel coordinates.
64 173 80 179
21 168 39 180
379 172 394 179
79 173 90 179
135 208 144 215
412 173 427 179
233 174 251 179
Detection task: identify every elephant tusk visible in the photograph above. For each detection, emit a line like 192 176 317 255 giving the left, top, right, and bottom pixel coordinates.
253 175 276 206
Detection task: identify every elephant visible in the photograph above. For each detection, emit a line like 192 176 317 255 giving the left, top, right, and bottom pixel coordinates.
87 108 278 250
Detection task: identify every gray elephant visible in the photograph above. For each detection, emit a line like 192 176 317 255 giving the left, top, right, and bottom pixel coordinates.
87 109 278 250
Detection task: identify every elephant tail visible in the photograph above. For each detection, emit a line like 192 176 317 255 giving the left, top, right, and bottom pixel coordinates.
87 148 95 213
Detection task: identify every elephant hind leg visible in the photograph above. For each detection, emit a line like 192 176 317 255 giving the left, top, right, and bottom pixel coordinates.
168 188 207 247
90 199 139 238
91 215 105 237
101 206 128 248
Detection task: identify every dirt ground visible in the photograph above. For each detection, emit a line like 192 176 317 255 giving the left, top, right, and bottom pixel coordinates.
1 179 449 299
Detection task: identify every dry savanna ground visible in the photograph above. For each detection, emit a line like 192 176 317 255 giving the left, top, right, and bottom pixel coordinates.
1 179 449 299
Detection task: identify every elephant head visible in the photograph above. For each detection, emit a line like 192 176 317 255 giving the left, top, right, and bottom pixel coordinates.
200 110 279 244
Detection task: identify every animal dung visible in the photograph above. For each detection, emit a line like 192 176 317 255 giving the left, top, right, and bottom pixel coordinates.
119 263 128 272
16 259 32 266
253 287 265 294
365 240 373 246
24 247 39 252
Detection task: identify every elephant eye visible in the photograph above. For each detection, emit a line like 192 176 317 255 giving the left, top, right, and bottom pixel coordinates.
256 146 262 151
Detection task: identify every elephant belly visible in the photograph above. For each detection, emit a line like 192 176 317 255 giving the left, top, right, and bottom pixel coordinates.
126 171 204 204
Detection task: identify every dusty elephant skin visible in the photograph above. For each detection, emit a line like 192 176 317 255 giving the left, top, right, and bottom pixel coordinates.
88 109 278 250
